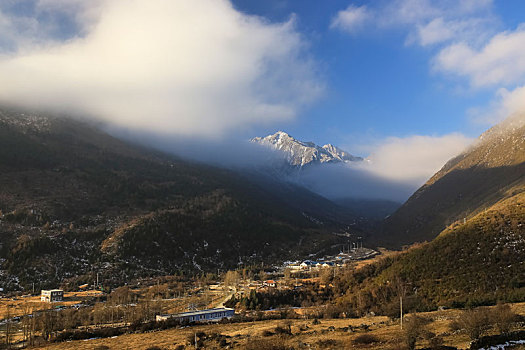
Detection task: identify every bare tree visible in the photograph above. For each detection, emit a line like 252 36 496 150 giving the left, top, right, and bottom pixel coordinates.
4 305 12 348
224 270 240 291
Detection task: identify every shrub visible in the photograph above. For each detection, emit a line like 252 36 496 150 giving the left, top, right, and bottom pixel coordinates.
425 331 444 349
452 308 489 341
491 304 516 334
262 330 275 337
244 337 290 350
403 315 428 350
186 332 205 346
317 339 338 348
353 334 379 345
274 321 292 335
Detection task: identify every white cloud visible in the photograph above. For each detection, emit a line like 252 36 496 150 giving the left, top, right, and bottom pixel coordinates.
358 133 473 184
330 5 370 33
469 86 525 125
0 0 103 51
497 87 525 118
332 0 495 45
0 8 39 51
386 0 492 24
34 0 104 34
435 25 525 88
415 18 455 46
0 0 323 138
415 17 494 47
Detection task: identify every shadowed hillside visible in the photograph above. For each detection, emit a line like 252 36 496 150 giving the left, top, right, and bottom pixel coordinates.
380 115 525 247
0 107 356 291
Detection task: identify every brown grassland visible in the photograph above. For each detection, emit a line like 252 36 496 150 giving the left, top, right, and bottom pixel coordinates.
32 302 525 350
0 291 103 319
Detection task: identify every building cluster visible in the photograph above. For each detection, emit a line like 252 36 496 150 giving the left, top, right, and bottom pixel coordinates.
284 247 378 271
285 260 336 271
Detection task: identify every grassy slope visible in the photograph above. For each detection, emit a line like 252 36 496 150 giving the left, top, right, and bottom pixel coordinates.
362 191 525 308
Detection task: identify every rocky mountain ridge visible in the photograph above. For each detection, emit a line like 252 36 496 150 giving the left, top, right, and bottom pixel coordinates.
251 131 362 167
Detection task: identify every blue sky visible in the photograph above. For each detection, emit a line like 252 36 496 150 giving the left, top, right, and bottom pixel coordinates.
231 0 525 151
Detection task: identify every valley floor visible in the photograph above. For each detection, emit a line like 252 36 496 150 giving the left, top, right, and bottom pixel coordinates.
33 302 525 350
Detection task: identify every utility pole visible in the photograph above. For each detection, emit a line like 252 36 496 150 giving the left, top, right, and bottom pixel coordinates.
400 295 403 330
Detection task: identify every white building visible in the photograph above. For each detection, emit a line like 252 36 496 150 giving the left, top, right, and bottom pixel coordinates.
41 289 64 302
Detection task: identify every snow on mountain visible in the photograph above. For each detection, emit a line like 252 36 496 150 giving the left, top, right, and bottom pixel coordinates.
251 131 362 167
0 109 52 133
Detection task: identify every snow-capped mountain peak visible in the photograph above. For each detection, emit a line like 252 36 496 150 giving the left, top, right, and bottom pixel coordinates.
251 131 363 167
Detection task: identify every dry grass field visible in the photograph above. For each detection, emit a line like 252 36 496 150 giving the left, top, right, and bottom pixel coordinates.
32 302 525 350
0 290 103 319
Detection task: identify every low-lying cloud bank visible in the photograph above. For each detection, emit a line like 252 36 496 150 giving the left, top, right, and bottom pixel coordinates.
291 133 473 202
0 0 322 138
129 129 473 203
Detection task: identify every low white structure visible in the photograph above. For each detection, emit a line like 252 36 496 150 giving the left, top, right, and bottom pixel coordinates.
156 307 234 323
41 289 64 302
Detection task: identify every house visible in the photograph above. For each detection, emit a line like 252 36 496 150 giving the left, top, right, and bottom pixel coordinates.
263 280 276 287
41 289 64 302
156 307 235 323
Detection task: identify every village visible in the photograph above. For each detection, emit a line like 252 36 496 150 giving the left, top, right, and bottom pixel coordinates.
280 243 378 272
1 245 524 349
0 243 382 348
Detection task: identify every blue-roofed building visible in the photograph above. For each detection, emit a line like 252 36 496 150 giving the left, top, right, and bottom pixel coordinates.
156 307 235 323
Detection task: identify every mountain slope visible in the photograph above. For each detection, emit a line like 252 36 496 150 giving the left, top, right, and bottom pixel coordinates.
251 131 362 167
0 107 355 291
380 115 525 247
342 191 525 311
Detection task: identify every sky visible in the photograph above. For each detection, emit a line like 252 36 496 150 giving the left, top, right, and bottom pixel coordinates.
231 0 525 150
0 0 524 201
